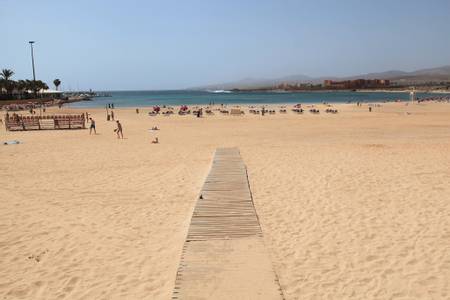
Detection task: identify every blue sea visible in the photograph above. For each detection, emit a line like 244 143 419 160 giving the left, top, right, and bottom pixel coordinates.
69 90 435 108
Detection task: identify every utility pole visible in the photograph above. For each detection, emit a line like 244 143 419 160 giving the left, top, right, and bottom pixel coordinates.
29 41 36 82
29 41 41 114
29 41 37 99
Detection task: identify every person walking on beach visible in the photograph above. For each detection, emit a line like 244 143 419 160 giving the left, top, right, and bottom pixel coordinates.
115 120 123 139
89 118 96 135
111 110 115 121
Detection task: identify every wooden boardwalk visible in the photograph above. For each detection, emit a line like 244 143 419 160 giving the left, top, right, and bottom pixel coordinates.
172 148 284 300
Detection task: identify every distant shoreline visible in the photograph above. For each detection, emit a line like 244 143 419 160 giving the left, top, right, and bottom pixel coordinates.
225 88 450 94
0 97 91 109
3 90 448 110
355 89 450 94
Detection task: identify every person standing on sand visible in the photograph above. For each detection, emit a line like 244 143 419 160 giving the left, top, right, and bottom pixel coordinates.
111 110 115 121
115 120 123 139
89 118 96 135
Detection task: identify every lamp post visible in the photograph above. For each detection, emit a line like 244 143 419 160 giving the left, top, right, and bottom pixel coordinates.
29 41 41 114
29 41 36 83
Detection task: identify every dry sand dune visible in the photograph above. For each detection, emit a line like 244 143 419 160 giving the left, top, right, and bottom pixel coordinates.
1 102 449 299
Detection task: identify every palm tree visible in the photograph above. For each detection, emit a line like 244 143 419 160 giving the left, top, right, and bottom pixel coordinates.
1 69 15 96
0 79 6 94
15 80 28 98
16 80 27 91
37 80 49 90
1 69 14 81
53 79 61 90
29 80 49 96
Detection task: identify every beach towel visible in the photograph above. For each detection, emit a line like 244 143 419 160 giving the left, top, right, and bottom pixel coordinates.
3 140 21 145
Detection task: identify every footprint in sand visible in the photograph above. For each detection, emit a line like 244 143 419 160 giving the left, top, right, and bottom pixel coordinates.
28 249 49 262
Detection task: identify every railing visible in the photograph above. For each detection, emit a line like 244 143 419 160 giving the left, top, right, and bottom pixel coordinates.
5 114 86 131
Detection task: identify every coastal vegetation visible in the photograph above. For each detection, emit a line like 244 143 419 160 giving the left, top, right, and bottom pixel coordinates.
53 79 61 90
0 68 50 100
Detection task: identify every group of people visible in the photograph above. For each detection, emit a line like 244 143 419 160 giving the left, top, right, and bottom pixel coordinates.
89 117 123 139
88 115 159 143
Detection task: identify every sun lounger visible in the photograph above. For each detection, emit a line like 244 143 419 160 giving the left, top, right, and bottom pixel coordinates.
230 108 243 116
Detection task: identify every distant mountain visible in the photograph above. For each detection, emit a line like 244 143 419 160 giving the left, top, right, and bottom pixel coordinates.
344 66 450 82
390 66 450 82
193 65 450 90
195 74 314 90
344 70 408 80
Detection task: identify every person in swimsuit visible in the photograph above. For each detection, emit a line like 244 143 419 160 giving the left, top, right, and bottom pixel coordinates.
115 120 123 139
89 118 96 135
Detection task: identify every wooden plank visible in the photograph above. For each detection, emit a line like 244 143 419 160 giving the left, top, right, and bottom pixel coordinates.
172 238 284 299
172 148 284 299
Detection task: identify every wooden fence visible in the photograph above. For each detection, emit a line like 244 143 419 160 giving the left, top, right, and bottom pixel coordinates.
5 114 86 131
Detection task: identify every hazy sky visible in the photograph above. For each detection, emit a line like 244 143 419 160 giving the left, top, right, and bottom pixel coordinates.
2 0 450 90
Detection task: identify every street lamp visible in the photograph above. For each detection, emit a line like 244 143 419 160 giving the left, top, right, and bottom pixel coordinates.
29 41 41 114
29 41 36 83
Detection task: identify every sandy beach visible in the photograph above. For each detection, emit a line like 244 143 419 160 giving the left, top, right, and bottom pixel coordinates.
1 102 449 299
